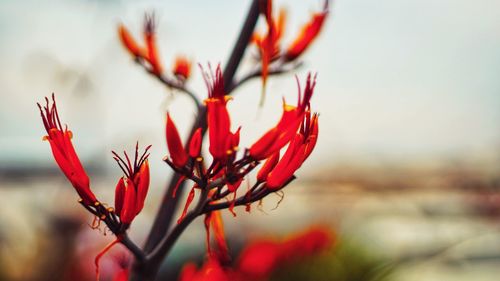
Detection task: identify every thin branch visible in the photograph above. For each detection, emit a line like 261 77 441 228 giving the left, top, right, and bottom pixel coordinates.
227 60 303 93
135 58 202 112
146 187 209 264
205 176 296 212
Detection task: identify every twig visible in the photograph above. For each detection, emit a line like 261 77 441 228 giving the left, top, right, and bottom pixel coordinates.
227 60 303 93
136 58 202 112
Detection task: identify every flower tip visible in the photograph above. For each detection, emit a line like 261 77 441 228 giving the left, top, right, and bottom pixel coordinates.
173 56 192 80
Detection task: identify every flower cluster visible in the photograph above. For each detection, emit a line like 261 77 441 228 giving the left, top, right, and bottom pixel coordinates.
38 2 328 279
165 66 319 240
38 96 152 234
251 0 328 97
119 13 192 80
38 95 152 278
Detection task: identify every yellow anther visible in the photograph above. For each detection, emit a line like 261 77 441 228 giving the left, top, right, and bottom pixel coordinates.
196 157 203 162
100 215 106 220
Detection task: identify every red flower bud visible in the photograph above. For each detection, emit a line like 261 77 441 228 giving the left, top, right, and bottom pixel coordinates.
252 0 286 103
284 0 328 61
120 178 137 224
144 13 162 75
118 24 146 58
114 177 126 215
166 113 189 167
266 134 307 189
256 151 280 182
303 113 319 161
188 128 202 158
133 160 150 215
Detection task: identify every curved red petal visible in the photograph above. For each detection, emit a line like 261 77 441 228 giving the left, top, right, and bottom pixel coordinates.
166 113 188 167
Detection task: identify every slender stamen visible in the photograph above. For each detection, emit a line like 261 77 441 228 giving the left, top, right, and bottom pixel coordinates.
113 157 130 177
133 141 139 172
52 94 63 131
37 103 50 132
123 151 133 175
295 75 302 107
112 151 132 178
112 145 151 178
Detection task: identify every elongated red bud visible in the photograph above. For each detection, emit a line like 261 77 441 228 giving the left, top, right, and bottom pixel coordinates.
144 14 162 75
256 151 280 182
303 114 319 160
188 128 202 158
266 135 307 189
166 113 189 167
114 177 126 215
284 0 328 61
134 160 150 215
120 178 137 224
118 24 145 58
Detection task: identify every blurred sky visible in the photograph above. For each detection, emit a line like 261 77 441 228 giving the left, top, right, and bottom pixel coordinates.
1 0 499 175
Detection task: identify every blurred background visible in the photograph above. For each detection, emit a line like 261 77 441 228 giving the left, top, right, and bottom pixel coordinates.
1 0 500 280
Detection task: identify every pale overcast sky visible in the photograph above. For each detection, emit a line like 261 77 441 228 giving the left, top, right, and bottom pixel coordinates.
1 0 499 171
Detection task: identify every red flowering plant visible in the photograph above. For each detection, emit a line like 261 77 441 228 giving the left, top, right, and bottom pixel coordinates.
37 1 329 280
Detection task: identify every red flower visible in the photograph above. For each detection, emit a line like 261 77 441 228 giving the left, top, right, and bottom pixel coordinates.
37 94 97 205
237 226 333 279
252 0 286 101
256 151 280 182
179 258 230 281
118 13 164 75
118 24 146 59
173 55 192 80
284 0 329 61
144 13 163 75
202 65 232 161
237 240 282 278
189 128 203 158
249 73 316 160
112 144 151 225
266 112 319 190
166 113 189 168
